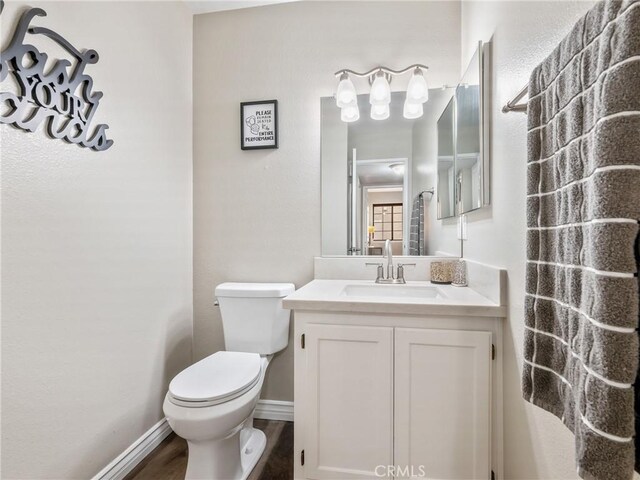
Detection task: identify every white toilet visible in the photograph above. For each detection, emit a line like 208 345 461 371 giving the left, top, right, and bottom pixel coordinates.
163 282 294 480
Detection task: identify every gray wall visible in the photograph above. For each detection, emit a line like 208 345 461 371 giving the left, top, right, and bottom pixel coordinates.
1 2 193 478
193 1 461 401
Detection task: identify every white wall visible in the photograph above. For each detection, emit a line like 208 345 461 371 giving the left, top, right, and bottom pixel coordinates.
349 124 413 161
0 2 193 478
320 97 348 256
411 89 450 198
411 88 458 256
459 2 596 478
193 0 461 401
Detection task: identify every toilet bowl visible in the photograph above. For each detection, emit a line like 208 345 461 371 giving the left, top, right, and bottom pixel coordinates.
163 282 294 480
163 353 270 479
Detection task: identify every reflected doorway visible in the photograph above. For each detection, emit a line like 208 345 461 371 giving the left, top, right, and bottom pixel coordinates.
348 154 409 256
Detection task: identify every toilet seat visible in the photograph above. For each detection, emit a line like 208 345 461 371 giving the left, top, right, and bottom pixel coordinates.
168 351 262 408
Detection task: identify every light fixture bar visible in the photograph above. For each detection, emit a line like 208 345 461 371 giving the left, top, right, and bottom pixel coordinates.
333 63 431 123
334 64 429 78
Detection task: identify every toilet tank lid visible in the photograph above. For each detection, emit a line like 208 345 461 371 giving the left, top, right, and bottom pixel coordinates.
215 282 295 298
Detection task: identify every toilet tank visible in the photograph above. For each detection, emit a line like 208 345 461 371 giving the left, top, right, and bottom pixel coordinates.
215 282 295 355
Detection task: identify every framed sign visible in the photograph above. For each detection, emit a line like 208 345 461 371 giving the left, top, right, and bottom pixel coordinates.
241 100 278 150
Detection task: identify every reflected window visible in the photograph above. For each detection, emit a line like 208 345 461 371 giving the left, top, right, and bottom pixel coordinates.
372 203 403 241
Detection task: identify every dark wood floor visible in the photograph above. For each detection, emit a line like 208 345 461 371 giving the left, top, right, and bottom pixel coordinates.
125 419 293 480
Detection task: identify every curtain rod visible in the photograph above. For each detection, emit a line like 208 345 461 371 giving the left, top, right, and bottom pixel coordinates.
502 85 528 113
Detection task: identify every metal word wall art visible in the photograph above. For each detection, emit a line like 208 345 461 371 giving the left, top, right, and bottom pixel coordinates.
0 1 113 151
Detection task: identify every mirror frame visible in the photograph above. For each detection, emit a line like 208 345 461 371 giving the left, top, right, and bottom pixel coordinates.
436 95 457 220
480 41 491 207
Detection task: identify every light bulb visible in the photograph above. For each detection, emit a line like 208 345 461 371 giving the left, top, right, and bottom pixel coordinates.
403 99 423 119
369 72 391 106
341 105 360 122
335 73 357 108
389 163 405 174
370 103 389 121
406 68 429 103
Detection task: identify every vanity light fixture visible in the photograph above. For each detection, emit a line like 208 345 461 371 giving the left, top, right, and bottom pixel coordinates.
403 100 423 120
341 104 360 123
369 71 392 106
334 64 429 122
336 72 359 121
371 103 390 121
335 72 357 108
406 67 429 103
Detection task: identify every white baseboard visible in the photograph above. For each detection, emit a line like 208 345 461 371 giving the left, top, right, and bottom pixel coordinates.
254 399 294 422
93 400 292 479
92 418 173 480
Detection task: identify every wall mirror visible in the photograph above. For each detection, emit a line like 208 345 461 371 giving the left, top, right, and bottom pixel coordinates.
437 97 456 219
437 42 491 219
450 42 491 215
321 89 458 257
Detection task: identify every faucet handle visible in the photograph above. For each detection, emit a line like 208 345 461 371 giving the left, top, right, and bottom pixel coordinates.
366 262 385 282
396 263 416 283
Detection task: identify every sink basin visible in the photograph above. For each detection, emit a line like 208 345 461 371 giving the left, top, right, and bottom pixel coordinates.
341 284 445 299
283 279 507 317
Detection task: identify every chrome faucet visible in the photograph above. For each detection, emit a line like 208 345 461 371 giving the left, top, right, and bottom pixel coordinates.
384 239 394 280
366 239 415 284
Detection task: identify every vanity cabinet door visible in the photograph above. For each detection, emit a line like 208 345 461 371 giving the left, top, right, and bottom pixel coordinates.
303 324 394 479
394 328 492 479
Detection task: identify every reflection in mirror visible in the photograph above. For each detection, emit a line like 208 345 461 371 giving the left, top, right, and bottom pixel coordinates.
455 42 489 214
437 98 455 219
321 89 458 257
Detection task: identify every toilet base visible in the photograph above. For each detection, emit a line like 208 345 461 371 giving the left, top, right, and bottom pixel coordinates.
184 425 266 480
165 356 273 480
240 427 267 479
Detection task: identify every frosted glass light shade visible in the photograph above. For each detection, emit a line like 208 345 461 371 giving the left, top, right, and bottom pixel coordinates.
406 68 429 103
369 73 391 106
336 74 357 108
389 163 405 174
341 105 360 122
403 99 423 119
370 103 389 121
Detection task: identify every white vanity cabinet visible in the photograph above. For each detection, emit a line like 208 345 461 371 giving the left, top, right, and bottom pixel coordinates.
302 324 394 479
290 310 503 480
394 328 492 479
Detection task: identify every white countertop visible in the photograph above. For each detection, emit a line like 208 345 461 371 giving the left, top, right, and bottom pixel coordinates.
283 279 507 317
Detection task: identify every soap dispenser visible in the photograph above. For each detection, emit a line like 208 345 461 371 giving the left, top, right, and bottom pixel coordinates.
452 237 468 287
452 259 468 287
